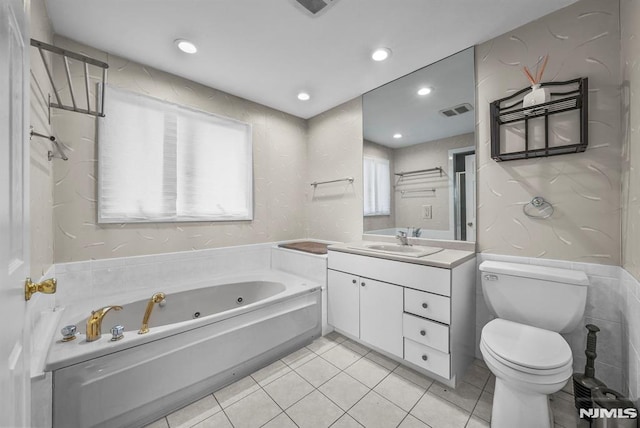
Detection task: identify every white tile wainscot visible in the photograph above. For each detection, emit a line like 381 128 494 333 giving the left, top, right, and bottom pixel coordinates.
327 249 476 387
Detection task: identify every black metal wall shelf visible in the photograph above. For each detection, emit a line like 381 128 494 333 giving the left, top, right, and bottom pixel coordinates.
490 78 588 161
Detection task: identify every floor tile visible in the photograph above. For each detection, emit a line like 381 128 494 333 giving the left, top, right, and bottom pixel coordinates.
348 391 407 428
429 381 482 412
191 411 233 428
484 375 495 393
398 414 430 428
344 358 390 388
325 331 348 343
282 346 316 369
462 363 491 390
342 339 370 356
144 418 168 428
286 390 344 428
166 394 220 428
330 414 364 428
365 351 400 371
471 391 492 423
411 392 471 428
250 360 291 387
321 344 363 370
262 412 297 428
296 355 341 387
465 415 490 428
307 336 341 355
214 376 260 408
263 370 315 409
319 372 370 411
550 392 579 428
224 389 281 428
374 371 426 411
393 365 434 389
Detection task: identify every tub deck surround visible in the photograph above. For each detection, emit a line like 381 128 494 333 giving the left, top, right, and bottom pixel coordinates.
45 270 320 372
329 241 475 268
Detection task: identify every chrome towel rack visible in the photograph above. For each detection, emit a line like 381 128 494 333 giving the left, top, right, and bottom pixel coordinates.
30 127 69 161
31 39 109 117
311 177 354 187
395 166 443 178
400 188 436 196
523 196 554 219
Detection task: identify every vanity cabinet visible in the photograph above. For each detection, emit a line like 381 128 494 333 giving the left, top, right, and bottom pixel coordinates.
327 270 403 357
327 249 476 386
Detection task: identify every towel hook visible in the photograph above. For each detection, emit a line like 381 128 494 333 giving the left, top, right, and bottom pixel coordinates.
523 196 553 219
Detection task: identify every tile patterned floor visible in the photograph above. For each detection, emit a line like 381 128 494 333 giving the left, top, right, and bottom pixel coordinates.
146 332 585 428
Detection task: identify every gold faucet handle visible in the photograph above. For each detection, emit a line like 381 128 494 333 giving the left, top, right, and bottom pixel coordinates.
25 277 57 301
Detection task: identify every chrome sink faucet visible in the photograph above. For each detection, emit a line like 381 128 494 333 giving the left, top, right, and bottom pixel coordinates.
396 230 409 246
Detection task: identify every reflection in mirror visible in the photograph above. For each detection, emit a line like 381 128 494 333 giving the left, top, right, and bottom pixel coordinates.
362 47 476 242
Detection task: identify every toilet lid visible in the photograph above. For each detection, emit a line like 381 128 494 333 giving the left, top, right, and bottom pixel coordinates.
481 319 572 371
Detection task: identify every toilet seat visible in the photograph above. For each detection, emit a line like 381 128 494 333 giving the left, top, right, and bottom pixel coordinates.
481 319 572 374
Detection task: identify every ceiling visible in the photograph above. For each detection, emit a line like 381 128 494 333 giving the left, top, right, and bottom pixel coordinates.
44 0 579 120
363 47 475 148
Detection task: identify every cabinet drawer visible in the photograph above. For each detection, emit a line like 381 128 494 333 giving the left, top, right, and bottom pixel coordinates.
404 288 450 324
402 313 449 353
328 250 451 296
404 338 450 379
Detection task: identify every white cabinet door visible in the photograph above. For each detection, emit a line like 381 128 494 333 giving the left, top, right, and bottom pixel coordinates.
327 269 360 338
360 278 403 358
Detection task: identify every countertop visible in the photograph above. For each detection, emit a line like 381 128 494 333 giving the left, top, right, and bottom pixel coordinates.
328 241 475 269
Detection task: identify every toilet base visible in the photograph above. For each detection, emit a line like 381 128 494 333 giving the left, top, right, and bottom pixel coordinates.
492 377 554 428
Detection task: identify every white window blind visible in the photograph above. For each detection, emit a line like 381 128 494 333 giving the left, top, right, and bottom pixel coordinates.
98 86 253 223
363 156 390 216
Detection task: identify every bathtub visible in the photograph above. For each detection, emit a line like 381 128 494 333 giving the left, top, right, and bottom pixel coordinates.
46 270 321 428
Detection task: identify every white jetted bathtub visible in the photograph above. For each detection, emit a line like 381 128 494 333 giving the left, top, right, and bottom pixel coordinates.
46 270 321 428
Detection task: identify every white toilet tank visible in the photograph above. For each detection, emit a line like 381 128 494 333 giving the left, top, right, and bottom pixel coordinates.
479 261 589 333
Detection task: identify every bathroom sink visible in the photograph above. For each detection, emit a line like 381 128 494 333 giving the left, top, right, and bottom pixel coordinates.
359 244 444 258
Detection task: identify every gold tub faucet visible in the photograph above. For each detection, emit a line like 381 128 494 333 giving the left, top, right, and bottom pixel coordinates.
86 306 123 342
138 292 165 334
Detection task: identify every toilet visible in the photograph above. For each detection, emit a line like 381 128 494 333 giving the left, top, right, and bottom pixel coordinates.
479 261 589 428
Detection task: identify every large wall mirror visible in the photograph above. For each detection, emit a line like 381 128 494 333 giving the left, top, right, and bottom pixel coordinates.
362 47 476 242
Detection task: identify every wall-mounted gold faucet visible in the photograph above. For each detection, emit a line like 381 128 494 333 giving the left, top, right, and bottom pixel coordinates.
138 292 165 334
86 306 122 342
25 277 57 301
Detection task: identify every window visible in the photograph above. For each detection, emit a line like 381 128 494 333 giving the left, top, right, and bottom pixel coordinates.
363 156 390 216
98 86 252 223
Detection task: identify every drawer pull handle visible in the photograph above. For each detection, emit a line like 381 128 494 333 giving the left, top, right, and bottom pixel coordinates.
422 354 428 361
361 282 366 287
352 279 356 284
420 330 426 336
422 303 428 309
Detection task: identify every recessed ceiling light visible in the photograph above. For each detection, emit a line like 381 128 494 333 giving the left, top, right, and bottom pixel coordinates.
175 39 197 54
297 92 310 101
372 48 391 62
393 133 402 139
417 87 432 96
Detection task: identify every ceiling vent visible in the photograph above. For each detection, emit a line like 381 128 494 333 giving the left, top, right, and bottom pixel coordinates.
439 103 474 118
294 0 338 16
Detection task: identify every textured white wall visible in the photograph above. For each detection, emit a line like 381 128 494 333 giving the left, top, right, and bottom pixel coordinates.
476 0 621 264
51 37 308 262
306 98 363 242
29 0 55 278
620 0 640 406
